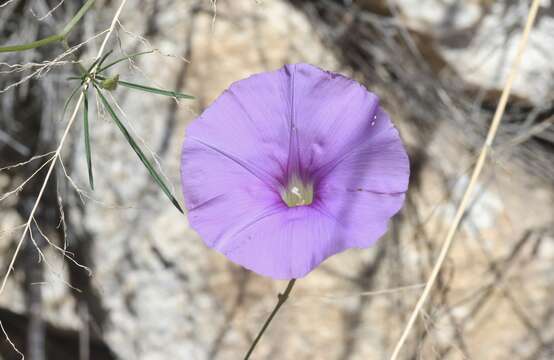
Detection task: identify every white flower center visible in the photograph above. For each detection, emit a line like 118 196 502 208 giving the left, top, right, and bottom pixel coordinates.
281 177 313 207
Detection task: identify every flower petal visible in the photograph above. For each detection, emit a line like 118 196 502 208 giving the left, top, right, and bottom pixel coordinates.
316 107 410 194
218 191 405 279
220 206 344 279
181 138 283 249
286 63 382 176
186 68 293 187
316 190 406 249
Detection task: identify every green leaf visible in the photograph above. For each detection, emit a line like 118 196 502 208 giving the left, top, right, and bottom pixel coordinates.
93 85 184 213
63 85 82 117
97 50 154 73
77 50 112 78
95 75 194 99
119 80 194 99
93 50 114 72
83 90 94 190
117 80 194 99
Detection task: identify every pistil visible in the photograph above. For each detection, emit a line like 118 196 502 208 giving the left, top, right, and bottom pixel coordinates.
281 176 314 207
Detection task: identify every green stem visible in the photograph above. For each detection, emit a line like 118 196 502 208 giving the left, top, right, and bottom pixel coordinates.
244 279 296 360
61 0 96 36
0 34 63 53
0 0 96 53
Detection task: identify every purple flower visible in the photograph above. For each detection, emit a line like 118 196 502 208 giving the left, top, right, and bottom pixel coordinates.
181 64 409 279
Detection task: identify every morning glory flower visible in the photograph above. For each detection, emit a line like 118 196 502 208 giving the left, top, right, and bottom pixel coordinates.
181 63 409 279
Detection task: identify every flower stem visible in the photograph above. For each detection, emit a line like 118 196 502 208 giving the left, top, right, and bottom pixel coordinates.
0 0 96 53
244 279 296 360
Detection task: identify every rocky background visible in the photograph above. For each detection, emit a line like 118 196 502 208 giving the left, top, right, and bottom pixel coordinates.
0 0 553 359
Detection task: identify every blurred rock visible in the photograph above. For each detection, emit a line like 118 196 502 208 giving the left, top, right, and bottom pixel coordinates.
395 0 554 106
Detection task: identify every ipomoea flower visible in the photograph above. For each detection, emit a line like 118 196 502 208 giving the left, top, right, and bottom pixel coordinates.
181 64 409 279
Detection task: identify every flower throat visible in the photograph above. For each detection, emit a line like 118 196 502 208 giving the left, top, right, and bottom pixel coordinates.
281 176 314 207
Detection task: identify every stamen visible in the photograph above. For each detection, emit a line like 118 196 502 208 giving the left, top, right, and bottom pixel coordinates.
281 176 313 207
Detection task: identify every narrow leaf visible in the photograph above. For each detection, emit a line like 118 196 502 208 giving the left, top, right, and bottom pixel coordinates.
83 90 94 189
63 85 82 116
95 75 194 99
82 50 112 77
93 85 184 213
98 50 154 73
93 50 114 72
117 80 194 99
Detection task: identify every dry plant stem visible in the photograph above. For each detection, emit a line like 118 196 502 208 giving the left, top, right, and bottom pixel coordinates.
0 320 24 358
244 279 296 360
0 0 129 298
389 0 542 358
